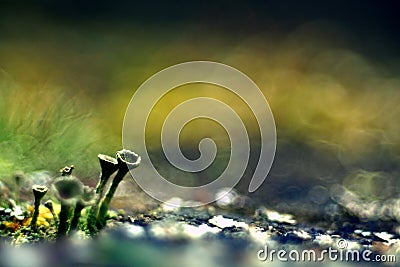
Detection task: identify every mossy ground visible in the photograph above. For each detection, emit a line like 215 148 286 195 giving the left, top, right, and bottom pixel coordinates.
1 195 399 266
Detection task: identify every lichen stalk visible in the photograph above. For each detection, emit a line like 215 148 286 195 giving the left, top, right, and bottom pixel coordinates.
30 185 48 231
57 203 72 238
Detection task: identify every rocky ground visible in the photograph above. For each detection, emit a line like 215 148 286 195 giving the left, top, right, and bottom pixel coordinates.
1 173 400 267
1 197 400 267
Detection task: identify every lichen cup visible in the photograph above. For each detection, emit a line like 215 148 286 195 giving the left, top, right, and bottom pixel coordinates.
96 149 140 227
30 185 48 231
52 175 84 238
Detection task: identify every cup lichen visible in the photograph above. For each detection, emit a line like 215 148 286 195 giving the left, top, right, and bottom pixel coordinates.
59 165 75 176
30 185 48 231
70 185 95 231
5 149 141 241
86 154 119 234
96 154 119 194
96 149 140 227
44 199 58 224
52 173 84 238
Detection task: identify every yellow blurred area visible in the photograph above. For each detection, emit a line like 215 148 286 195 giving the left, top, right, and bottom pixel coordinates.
24 204 61 227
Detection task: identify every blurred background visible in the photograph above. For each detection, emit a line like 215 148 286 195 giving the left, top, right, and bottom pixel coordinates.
0 0 399 220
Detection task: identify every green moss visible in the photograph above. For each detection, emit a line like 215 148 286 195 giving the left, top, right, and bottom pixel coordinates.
0 79 114 180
